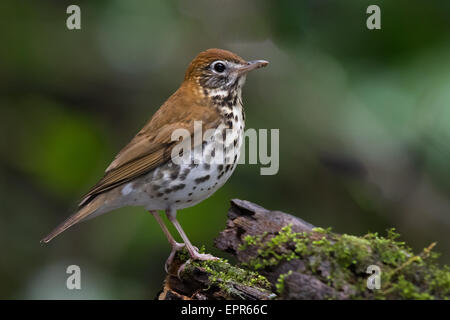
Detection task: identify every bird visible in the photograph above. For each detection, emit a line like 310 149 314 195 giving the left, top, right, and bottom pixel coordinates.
41 48 268 270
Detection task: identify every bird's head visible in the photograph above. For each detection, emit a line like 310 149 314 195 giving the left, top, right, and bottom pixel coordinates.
184 48 268 95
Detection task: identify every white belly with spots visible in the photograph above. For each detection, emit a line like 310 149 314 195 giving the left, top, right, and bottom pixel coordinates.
116 105 245 211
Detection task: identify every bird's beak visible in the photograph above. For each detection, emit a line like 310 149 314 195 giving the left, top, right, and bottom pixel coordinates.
237 60 269 75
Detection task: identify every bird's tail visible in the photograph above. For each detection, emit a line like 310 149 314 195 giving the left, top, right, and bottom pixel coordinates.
40 195 105 244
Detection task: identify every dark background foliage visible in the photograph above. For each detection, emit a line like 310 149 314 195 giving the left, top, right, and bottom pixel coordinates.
1 0 449 298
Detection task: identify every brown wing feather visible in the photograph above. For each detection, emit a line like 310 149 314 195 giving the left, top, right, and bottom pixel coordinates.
82 147 171 200
79 83 221 206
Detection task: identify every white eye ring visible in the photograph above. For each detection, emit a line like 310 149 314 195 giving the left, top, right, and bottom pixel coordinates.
211 61 226 73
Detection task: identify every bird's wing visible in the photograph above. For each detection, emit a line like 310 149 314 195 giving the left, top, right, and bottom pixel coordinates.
79 91 221 206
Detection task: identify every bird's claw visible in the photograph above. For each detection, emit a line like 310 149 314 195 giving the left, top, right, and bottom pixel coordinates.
176 251 219 279
190 252 219 261
177 258 191 279
165 242 186 273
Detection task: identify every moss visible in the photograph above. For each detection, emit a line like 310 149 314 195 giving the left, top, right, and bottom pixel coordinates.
275 270 293 295
180 252 271 298
241 225 309 270
384 275 433 300
311 227 332 234
239 233 267 250
364 229 411 266
239 225 450 299
427 265 450 298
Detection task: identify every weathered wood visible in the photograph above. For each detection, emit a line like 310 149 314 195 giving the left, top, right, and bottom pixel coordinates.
214 199 348 299
158 254 272 300
158 199 450 300
215 199 315 261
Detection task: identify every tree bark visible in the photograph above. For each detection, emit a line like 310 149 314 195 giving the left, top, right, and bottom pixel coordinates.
157 199 449 300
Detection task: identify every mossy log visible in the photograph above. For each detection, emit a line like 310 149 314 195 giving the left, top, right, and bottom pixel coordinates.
158 199 450 300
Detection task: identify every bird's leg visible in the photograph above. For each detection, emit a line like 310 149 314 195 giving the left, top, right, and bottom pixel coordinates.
166 208 218 262
149 210 185 272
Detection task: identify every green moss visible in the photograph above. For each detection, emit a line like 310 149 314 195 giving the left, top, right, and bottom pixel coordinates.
181 253 271 298
239 225 450 299
241 225 310 270
364 230 411 266
311 227 332 234
427 265 450 298
276 270 293 295
386 275 433 300
239 233 267 250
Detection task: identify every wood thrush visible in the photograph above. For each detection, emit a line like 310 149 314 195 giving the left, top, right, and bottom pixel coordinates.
41 48 268 270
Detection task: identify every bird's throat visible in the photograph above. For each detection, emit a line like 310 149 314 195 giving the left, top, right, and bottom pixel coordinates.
204 78 245 117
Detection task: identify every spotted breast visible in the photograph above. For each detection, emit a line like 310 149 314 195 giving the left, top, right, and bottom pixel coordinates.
118 84 246 211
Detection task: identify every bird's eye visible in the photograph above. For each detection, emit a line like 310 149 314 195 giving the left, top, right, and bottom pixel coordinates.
213 62 226 73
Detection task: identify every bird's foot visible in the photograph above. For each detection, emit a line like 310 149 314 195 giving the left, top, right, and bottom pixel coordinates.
165 242 186 273
176 250 219 279
165 242 202 273
190 251 219 261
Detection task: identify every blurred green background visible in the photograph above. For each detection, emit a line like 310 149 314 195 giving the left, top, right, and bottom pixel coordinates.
1 0 450 299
